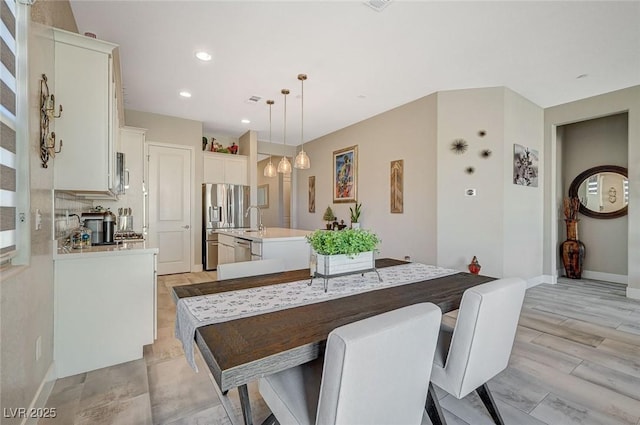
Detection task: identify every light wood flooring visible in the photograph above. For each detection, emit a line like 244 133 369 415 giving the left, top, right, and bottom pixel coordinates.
39 275 640 425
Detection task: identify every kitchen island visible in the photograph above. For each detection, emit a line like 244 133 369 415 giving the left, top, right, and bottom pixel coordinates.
217 227 313 271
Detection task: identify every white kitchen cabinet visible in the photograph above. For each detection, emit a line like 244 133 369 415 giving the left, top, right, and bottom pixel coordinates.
203 152 248 185
54 249 157 378
95 127 146 232
218 233 235 265
53 28 122 197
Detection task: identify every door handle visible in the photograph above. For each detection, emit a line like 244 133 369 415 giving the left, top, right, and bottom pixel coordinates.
182 225 190 229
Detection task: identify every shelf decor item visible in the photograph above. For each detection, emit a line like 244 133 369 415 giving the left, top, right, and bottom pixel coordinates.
468 256 481 274
349 202 362 228
560 197 586 279
306 228 382 292
322 206 336 230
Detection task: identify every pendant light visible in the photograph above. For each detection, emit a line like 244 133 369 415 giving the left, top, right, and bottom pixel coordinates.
263 100 277 177
294 74 311 169
277 88 292 174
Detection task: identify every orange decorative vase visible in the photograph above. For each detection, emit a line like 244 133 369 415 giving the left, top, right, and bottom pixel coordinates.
560 219 585 279
468 256 481 275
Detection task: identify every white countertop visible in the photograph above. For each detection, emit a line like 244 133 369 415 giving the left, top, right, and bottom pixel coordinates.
216 227 313 242
53 240 158 260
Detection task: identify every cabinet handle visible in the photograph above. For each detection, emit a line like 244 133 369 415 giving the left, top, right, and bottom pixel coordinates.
182 225 190 230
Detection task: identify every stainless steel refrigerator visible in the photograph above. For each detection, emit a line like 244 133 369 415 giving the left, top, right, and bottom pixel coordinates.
202 183 250 270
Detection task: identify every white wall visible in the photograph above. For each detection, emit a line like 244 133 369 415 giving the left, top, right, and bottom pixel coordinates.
257 157 282 228
296 94 439 264
503 89 545 279
436 88 506 276
1 21 58 423
436 87 543 279
544 85 640 298
124 109 203 270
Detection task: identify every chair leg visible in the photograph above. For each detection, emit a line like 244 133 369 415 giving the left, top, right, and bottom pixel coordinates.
476 383 505 425
425 382 448 425
259 413 279 425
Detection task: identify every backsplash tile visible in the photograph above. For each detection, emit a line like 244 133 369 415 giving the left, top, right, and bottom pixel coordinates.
54 191 93 239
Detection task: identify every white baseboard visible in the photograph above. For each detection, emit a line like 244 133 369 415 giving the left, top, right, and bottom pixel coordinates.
526 275 551 288
581 270 628 284
191 263 203 273
22 362 56 425
627 286 640 300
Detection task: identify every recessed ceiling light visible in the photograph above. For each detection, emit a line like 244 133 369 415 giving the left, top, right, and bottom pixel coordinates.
195 51 212 61
179 91 192 98
241 119 250 124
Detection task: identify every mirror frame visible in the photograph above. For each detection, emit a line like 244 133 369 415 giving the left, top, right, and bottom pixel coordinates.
568 165 628 219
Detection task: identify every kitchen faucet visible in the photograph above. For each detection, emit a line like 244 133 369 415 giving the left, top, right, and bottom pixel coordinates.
245 205 264 232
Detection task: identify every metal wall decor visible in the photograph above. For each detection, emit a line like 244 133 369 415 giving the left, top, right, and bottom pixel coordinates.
480 149 492 158
465 166 475 174
390 160 403 213
40 74 63 168
450 138 468 154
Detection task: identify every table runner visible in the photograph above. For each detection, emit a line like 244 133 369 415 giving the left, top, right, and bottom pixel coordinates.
176 262 458 370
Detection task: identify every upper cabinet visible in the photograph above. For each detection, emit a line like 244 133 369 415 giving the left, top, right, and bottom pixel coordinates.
203 152 248 185
52 29 123 198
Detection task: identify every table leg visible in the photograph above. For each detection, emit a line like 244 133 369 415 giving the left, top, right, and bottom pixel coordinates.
238 384 253 425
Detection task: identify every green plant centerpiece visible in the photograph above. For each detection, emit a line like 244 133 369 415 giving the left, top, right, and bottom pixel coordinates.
306 228 382 292
322 206 336 230
349 202 362 228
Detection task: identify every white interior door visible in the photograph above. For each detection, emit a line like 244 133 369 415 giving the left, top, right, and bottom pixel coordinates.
146 143 192 275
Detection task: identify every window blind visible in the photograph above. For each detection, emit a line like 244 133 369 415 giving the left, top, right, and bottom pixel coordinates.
0 0 17 260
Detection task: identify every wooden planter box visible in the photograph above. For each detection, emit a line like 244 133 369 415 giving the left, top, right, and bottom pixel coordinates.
311 251 380 292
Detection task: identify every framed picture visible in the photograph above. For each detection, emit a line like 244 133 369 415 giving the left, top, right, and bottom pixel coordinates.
390 159 403 213
333 145 358 203
257 184 269 208
513 144 539 187
308 176 316 213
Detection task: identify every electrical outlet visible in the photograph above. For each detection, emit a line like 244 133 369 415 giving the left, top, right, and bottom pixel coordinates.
35 336 42 361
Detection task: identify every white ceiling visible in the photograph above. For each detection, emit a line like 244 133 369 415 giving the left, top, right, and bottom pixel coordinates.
69 1 640 146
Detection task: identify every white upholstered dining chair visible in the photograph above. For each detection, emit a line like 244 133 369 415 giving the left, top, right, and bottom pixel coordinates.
259 303 443 425
425 277 527 425
217 258 285 280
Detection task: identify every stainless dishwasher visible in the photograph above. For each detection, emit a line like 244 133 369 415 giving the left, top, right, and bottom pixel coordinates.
234 237 252 263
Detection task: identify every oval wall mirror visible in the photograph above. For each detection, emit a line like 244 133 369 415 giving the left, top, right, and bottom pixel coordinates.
568 165 628 219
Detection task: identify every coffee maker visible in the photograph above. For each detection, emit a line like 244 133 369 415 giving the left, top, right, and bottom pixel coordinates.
81 211 116 245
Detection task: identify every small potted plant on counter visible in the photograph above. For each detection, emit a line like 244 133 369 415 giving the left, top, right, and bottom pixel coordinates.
306 228 381 292
349 202 362 229
322 206 336 230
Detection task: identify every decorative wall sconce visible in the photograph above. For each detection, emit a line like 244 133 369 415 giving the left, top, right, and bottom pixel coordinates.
40 74 63 168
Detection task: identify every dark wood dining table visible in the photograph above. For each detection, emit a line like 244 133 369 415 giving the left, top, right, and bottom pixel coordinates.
172 258 494 425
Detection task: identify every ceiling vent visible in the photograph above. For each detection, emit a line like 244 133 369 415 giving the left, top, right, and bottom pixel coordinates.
246 95 262 104
363 0 393 12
